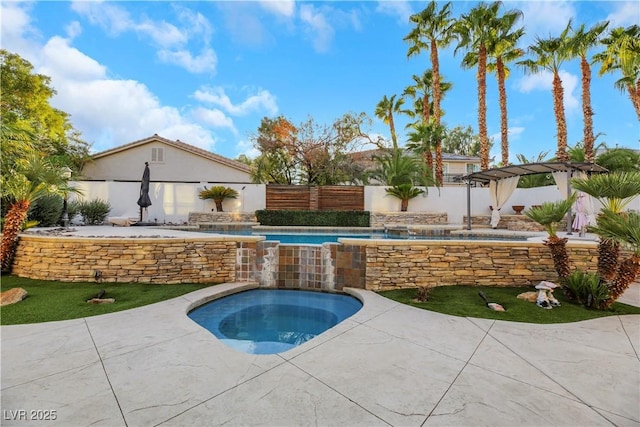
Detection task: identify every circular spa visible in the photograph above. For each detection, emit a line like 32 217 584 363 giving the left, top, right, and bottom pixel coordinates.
188 289 363 355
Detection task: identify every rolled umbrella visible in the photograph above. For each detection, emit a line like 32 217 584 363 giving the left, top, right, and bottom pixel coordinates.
136 162 152 221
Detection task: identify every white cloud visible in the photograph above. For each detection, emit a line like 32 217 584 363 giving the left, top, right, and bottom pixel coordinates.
260 1 296 18
516 1 575 45
71 1 215 73
157 48 217 74
299 4 334 53
0 2 40 58
193 86 278 116
605 1 640 28
376 1 414 25
516 70 578 112
235 138 261 159
39 36 107 81
65 21 82 39
192 107 236 133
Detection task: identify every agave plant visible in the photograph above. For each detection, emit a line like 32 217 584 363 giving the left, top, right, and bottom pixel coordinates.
572 171 640 281
588 209 640 307
525 196 576 280
385 183 425 212
198 186 239 212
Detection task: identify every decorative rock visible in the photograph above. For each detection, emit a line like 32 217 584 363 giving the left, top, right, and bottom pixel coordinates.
0 288 28 306
87 298 116 304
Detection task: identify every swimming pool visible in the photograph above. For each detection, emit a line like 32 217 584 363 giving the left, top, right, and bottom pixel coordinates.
188 289 362 354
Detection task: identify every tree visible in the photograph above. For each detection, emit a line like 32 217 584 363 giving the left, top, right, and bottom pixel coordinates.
368 148 435 188
593 25 640 120
406 121 447 172
1 154 78 272
0 50 90 178
454 2 503 170
518 21 573 162
250 113 371 185
486 7 525 166
386 184 425 212
568 22 609 162
374 95 404 149
441 125 484 156
405 1 456 185
199 186 238 212
596 148 640 172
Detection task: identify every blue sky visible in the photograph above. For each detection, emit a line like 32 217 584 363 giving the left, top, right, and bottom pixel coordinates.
1 1 638 164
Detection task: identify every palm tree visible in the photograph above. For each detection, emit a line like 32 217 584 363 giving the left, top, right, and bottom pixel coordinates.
588 209 640 307
406 121 447 176
593 25 640 120
1 154 77 272
374 95 405 150
568 22 609 163
386 183 425 212
198 186 239 212
518 21 573 162
405 1 455 185
486 8 525 167
572 171 640 282
525 196 576 280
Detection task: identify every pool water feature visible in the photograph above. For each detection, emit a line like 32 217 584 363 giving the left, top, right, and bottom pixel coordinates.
188 289 362 354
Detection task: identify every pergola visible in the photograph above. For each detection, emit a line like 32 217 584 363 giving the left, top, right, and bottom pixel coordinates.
459 162 609 231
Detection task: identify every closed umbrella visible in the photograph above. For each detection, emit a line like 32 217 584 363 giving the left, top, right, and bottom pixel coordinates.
136 162 152 222
572 193 588 233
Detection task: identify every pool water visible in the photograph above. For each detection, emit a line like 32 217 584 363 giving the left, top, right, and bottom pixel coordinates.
188 289 362 354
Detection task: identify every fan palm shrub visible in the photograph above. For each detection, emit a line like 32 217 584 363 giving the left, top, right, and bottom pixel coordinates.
525 196 576 281
198 186 239 212
385 184 425 212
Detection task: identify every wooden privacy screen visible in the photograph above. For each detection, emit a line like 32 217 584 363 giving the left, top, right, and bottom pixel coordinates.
266 185 364 211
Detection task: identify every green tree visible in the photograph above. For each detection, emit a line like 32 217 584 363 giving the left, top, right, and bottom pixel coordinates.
374 95 404 150
593 25 640 120
1 154 78 272
596 148 640 172
406 121 447 174
368 148 435 188
568 22 610 162
518 22 574 162
386 183 425 212
405 1 456 185
441 125 484 156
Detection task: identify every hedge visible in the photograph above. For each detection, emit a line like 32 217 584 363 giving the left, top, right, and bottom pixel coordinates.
255 210 370 227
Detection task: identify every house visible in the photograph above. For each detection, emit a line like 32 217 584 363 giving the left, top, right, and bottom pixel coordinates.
349 149 482 186
82 134 252 183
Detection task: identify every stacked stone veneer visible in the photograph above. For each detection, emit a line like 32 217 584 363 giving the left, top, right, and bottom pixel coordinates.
463 214 569 232
11 235 243 284
339 238 599 290
370 212 448 227
188 211 257 224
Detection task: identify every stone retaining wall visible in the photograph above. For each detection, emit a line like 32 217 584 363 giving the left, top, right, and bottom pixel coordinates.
11 235 241 284
339 238 599 290
463 215 570 232
370 212 448 228
188 211 257 224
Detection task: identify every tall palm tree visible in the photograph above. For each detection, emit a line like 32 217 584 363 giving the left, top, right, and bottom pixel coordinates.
486 8 524 167
518 21 573 162
568 22 609 163
406 121 447 174
405 1 455 185
403 70 453 181
454 1 504 171
593 25 640 120
374 95 405 150
1 154 78 272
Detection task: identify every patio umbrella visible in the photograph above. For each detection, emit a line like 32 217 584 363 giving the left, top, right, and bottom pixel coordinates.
136 162 152 221
572 193 588 233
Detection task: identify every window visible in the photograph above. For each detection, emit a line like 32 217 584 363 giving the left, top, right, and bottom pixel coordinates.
466 163 479 173
151 147 164 163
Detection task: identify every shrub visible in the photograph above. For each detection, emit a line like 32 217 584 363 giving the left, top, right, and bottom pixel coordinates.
255 210 370 227
562 270 609 308
78 198 111 225
27 195 63 227
198 186 238 212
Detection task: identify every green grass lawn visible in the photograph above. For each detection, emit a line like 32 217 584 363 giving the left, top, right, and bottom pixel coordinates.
379 285 640 324
0 275 208 325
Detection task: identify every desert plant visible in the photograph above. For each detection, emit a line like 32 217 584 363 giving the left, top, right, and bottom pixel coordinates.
199 186 238 212
414 285 433 302
525 196 576 280
27 194 63 227
78 199 111 225
562 270 609 308
385 184 425 212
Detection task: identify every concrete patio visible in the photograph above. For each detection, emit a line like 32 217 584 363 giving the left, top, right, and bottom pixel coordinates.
2 280 639 426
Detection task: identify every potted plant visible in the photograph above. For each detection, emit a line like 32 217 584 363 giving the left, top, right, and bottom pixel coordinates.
198 186 239 212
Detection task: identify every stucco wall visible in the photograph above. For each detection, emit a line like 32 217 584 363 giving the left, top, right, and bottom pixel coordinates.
82 142 251 183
